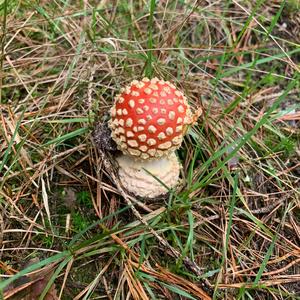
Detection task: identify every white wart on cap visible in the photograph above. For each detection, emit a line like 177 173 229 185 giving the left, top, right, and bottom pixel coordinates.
109 77 193 159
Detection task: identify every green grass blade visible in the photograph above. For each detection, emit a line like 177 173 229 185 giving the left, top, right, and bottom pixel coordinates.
39 256 73 300
0 251 71 290
161 282 198 300
265 0 286 39
220 48 300 78
42 127 89 147
0 109 25 175
145 0 156 77
254 234 277 285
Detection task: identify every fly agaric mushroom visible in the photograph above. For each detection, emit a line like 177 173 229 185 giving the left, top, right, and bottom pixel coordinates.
109 77 193 160
107 77 199 199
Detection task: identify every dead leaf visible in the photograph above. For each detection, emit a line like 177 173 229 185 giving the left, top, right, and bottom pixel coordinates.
4 258 59 300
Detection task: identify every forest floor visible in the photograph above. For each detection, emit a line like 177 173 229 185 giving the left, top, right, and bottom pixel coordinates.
0 0 299 299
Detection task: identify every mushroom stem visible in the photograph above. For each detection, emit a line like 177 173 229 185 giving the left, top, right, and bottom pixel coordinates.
116 152 181 198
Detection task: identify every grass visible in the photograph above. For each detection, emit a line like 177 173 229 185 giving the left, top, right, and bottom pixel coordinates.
0 0 300 299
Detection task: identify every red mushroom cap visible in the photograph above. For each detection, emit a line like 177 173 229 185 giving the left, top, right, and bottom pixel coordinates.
109 77 192 159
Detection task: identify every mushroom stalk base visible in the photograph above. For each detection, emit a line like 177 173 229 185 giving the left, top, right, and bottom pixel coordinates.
116 152 181 198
